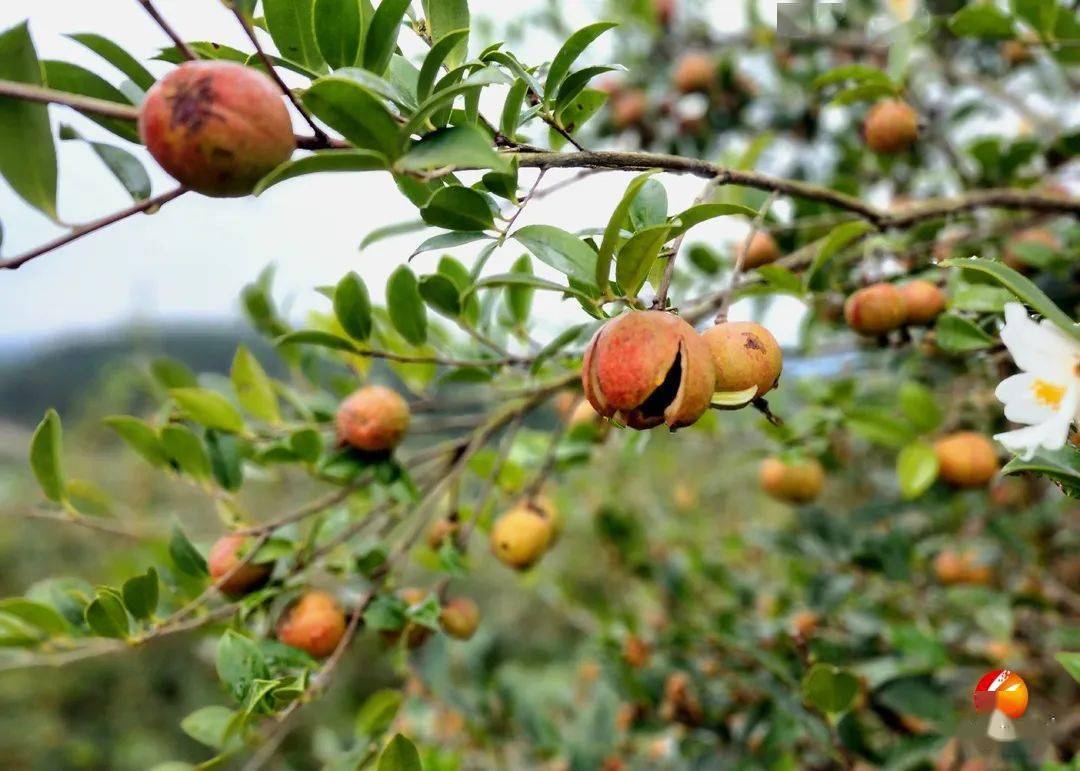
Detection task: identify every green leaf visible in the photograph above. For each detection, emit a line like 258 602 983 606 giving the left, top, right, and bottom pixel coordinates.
422 0 470 69
949 4 1016 38
161 425 212 481
418 272 462 317
663 202 757 241
330 65 416 110
398 125 507 173
334 271 374 341
42 60 138 142
255 149 386 194
231 346 280 423
180 705 236 750
628 177 667 230
151 357 198 389
400 66 510 137
898 382 942 434
66 32 155 91
934 313 995 352
387 265 429 345
802 663 859 714
0 598 70 636
302 78 401 158
513 224 599 289
806 221 873 291
543 21 617 106
85 592 129 639
29 409 65 503
950 284 1013 313
360 220 426 250
59 126 150 201
473 273 594 304
846 407 915 448
500 78 528 137
616 224 671 297
378 734 422 771
264 0 326 72
1055 652 1080 684
812 64 894 90
941 258 1080 342
596 171 659 291
315 0 362 69
217 630 270 703
0 22 57 218
1002 446 1080 493
897 441 939 500
355 689 404 740
207 430 245 491
362 0 411 75
169 525 209 577
420 186 494 231
170 388 245 434
505 254 533 325
121 567 159 620
830 82 899 106
417 28 469 101
411 230 491 257
555 64 622 114
277 329 358 352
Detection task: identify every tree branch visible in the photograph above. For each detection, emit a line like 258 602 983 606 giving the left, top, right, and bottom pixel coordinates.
0 187 187 271
0 79 140 120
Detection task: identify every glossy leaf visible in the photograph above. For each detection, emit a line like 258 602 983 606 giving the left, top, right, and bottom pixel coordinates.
399 125 507 173
543 22 617 106
897 441 939 500
417 28 469 101
420 186 494 231
422 0 470 69
616 224 671 297
85 592 129 639
170 389 245 434
334 271 374 341
255 149 387 194
596 171 659 291
121 567 159 620
30 409 65 503
387 265 428 345
362 0 412 75
264 0 326 71
513 225 598 289
302 78 401 158
378 734 422 771
42 60 139 142
314 0 362 69
0 22 57 218
934 314 995 352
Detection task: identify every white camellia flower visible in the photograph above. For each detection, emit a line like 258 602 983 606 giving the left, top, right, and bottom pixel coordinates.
994 303 1080 460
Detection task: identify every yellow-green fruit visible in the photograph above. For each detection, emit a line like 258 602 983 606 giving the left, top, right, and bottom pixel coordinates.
759 457 825 504
439 597 480 640
934 432 999 488
844 283 907 335
490 502 555 569
900 280 946 326
863 99 918 154
702 321 783 398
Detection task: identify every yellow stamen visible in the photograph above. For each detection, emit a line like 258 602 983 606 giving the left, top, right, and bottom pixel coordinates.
1030 379 1065 409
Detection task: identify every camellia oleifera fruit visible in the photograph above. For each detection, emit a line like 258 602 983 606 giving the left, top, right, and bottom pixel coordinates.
737 231 782 269
900 280 946 326
208 534 273 597
336 385 410 452
863 99 919 154
440 597 480 640
702 321 783 398
934 432 999 488
844 283 908 335
759 456 825 504
673 52 715 93
139 61 296 197
611 88 648 130
490 499 557 569
275 590 347 658
582 311 715 430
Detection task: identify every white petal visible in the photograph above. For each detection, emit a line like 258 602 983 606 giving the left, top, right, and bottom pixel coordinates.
995 373 1036 404
995 423 1052 460
1003 397 1055 426
1000 303 1080 380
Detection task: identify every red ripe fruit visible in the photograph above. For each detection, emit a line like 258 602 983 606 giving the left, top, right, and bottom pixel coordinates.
275 590 347 658
139 61 296 197
336 385 411 452
582 311 716 430
208 534 273 597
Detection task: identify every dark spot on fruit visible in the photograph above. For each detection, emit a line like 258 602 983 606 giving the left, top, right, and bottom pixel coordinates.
743 334 764 352
168 75 216 134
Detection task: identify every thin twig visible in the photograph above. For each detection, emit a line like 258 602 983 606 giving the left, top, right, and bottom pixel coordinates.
137 0 198 62
0 79 141 120
228 5 329 145
498 169 547 245
0 187 187 271
5 509 158 541
716 190 779 323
